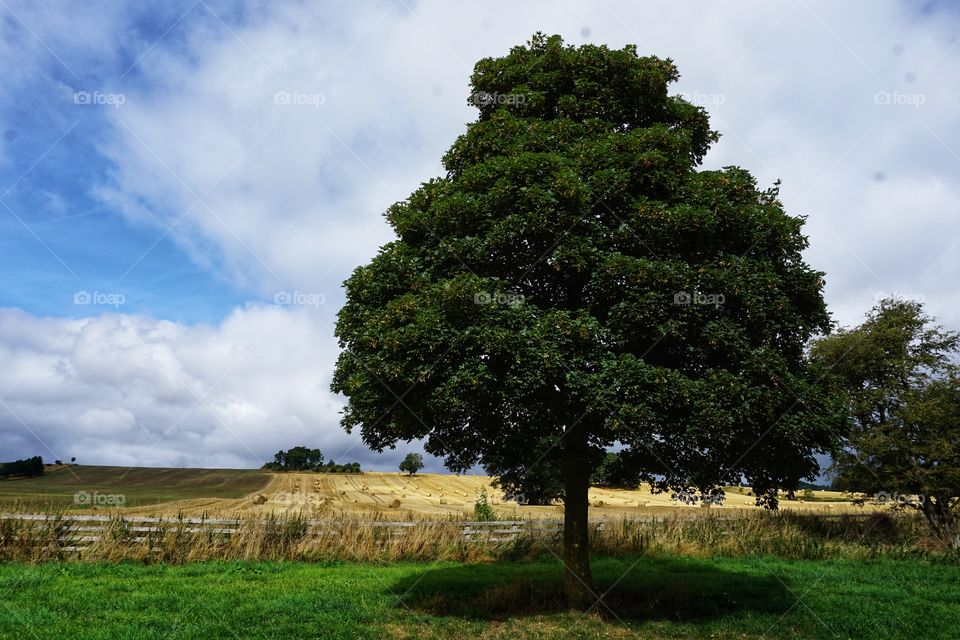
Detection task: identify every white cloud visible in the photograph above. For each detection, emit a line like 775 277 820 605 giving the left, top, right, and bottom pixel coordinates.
91 0 960 326
0 305 386 469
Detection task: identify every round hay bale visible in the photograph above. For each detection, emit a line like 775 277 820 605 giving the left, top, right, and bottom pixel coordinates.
253 494 268 505
593 500 605 508
390 499 401 508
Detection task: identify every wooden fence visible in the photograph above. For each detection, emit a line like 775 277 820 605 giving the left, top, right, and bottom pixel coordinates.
1 511 875 552
0 513 593 550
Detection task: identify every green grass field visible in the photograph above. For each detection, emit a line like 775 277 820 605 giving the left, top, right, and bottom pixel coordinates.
0 465 269 510
1 556 956 639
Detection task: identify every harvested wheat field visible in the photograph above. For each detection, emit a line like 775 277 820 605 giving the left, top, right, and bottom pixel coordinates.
1 465 870 519
99 470 868 519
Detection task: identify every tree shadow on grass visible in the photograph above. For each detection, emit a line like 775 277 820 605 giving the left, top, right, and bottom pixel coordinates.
390 556 793 623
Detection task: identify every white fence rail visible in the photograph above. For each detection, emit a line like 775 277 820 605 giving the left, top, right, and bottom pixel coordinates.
1 511 875 552
0 513 599 549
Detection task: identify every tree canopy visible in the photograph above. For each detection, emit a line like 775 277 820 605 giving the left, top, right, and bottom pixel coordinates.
332 33 844 606
399 453 425 475
811 298 960 548
263 446 361 474
0 456 43 479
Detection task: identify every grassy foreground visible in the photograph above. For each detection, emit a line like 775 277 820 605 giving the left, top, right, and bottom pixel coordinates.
1 556 957 639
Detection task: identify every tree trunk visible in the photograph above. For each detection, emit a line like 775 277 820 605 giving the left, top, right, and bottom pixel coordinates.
920 494 960 550
562 425 593 610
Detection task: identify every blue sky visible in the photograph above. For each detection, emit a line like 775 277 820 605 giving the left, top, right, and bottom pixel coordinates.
1 0 959 476
0 1 255 323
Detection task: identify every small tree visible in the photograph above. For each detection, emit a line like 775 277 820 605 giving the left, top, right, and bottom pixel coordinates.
811 298 960 549
399 453 424 476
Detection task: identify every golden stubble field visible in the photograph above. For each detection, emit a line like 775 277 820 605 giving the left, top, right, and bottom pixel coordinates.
110 471 870 519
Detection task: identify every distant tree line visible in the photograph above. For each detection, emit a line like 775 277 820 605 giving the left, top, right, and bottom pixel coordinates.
0 456 44 479
263 446 361 473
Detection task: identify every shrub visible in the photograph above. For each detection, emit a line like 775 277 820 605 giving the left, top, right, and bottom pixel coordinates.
473 488 496 522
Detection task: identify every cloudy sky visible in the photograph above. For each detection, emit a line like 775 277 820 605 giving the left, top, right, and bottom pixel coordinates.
1 0 958 472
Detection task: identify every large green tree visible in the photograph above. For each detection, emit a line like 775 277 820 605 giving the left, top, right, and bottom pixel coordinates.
811 298 960 549
332 34 843 607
